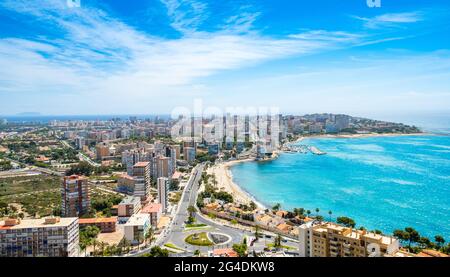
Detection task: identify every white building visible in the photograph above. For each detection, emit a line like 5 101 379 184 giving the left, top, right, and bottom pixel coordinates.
0 217 79 257
124 213 151 245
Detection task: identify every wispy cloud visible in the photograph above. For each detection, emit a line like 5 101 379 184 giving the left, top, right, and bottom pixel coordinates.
353 12 423 29
0 0 438 115
160 0 208 34
0 0 371 101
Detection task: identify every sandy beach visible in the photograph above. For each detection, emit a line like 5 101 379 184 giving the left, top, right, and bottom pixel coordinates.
302 132 427 139
207 159 266 209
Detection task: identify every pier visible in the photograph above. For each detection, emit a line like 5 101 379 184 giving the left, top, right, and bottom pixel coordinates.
282 144 326 155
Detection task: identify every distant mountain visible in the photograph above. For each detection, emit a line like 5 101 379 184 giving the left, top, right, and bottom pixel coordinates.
16 112 42 116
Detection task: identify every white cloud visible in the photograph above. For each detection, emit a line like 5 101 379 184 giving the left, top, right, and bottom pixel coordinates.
353 12 423 29
160 0 208 34
0 0 370 102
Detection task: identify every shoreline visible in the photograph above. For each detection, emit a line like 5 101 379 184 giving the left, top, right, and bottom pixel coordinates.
300 132 428 140
210 132 433 212
207 159 267 210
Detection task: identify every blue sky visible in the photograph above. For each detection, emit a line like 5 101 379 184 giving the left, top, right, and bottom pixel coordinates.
0 0 449 118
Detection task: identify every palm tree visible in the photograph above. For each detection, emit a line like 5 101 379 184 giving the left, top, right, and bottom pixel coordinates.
315 208 320 217
145 228 154 247
254 225 260 241
187 205 197 218
274 234 282 248
306 210 311 218
92 239 98 257
137 232 145 251
328 210 332 222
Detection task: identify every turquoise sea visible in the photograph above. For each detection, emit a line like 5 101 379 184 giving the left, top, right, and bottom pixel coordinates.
231 135 450 239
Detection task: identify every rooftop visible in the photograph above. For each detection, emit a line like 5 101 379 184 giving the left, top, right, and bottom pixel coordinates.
212 248 239 257
0 217 77 230
124 214 150 226
120 196 141 205
79 217 117 224
141 203 162 214
134 161 150 167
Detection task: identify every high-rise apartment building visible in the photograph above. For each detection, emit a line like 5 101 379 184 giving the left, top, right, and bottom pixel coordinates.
0 217 79 257
61 175 90 217
156 155 170 178
95 142 110 160
183 147 196 163
132 162 151 200
157 177 169 213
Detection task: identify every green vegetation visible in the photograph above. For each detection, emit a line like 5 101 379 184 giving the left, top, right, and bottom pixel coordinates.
164 243 184 251
185 223 207 228
79 226 101 255
336 216 356 228
272 203 281 212
195 152 217 163
88 189 123 217
66 161 111 177
232 239 248 257
197 180 234 208
0 175 60 197
0 160 12 171
267 243 297 250
185 232 214 246
0 175 61 218
141 246 170 257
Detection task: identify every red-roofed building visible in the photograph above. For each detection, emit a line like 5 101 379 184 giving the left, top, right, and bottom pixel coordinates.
209 248 239 257
140 203 162 227
78 217 117 233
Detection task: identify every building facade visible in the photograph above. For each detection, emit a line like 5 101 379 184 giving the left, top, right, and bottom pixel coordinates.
298 222 399 257
61 175 90 217
157 177 169 213
0 217 79 257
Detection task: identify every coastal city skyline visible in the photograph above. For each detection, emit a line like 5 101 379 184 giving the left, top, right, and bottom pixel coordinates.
1 0 450 116
1 0 449 267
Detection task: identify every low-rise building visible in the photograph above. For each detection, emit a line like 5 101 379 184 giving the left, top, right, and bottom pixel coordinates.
298 222 399 257
118 196 142 223
79 217 117 233
140 203 162 228
123 214 151 245
0 217 79 257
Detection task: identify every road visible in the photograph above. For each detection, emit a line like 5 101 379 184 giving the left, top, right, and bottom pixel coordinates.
129 163 299 256
60 139 100 167
3 157 64 177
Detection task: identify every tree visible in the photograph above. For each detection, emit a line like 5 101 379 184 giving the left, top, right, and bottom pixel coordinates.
194 249 201 256
418 237 432 249
435 235 445 248
142 246 169 257
272 203 281 212
404 227 420 248
66 161 94 176
306 210 311 217
254 225 260 240
274 234 282 248
336 216 356 228
249 201 257 211
232 241 248 257
145 228 154 247
295 208 305 217
315 208 320 217
328 210 332 221
393 227 421 249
